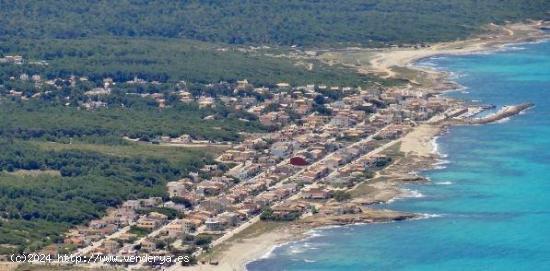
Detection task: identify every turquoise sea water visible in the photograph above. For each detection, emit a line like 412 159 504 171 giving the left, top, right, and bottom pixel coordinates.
247 40 550 271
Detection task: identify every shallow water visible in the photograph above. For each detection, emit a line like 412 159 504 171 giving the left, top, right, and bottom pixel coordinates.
247 40 550 271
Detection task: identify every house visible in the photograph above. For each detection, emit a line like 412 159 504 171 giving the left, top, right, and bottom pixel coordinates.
136 212 167 230
259 111 290 127
236 79 250 90
163 201 187 212
320 203 362 215
199 198 229 214
136 217 160 230
64 236 86 247
200 164 220 174
98 224 118 235
116 233 137 242
221 150 255 162
196 181 225 196
88 219 107 229
205 217 224 232
305 165 330 180
105 209 136 226
302 187 333 200
140 197 163 208
231 163 262 180
178 91 194 103
171 134 192 144
235 202 261 218
122 200 140 211
140 239 156 252
103 240 120 254
161 220 188 237
187 210 213 224
0 55 23 64
270 203 306 219
198 96 215 108
150 211 168 220
176 193 201 206
181 219 196 233
270 142 293 158
166 181 189 198
84 87 111 96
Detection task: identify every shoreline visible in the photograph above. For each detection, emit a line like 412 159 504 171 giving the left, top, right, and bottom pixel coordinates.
201 21 550 271
368 21 549 79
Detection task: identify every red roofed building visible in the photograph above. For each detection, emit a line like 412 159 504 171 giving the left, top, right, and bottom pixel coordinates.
290 156 309 166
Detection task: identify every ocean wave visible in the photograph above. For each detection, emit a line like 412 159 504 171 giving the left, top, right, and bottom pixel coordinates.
500 38 550 50
431 158 451 170
304 259 317 263
403 189 424 198
447 71 465 80
441 84 468 94
289 247 305 255
434 159 450 165
504 46 526 51
435 181 453 185
431 136 451 159
416 61 438 67
413 213 445 220
305 232 325 238
431 136 440 154
495 117 511 124
303 242 317 249
287 242 323 255
258 242 285 259
388 188 425 203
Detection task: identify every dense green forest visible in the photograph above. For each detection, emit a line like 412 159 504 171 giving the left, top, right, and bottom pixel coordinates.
0 38 372 85
0 99 264 142
0 140 212 252
0 0 548 46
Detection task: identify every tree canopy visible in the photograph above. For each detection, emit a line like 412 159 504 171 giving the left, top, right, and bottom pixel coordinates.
0 0 548 46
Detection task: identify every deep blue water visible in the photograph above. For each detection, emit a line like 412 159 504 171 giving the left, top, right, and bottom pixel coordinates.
247 40 550 271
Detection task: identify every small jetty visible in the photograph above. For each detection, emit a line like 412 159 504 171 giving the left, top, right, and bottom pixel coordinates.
469 103 534 124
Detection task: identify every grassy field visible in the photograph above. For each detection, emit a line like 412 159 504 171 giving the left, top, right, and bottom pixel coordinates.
31 141 228 164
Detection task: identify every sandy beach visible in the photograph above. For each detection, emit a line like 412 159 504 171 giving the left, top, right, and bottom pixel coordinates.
181 223 301 271
368 21 547 78
400 124 442 157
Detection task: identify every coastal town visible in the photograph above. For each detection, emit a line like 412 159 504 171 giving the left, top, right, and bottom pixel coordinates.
1 61 525 270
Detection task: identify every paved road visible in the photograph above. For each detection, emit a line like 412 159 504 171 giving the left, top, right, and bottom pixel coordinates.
74 223 134 256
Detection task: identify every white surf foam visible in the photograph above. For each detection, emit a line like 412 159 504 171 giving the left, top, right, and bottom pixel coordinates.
431 136 440 155
413 213 445 220
388 188 425 203
257 243 284 259
432 159 451 170
495 117 511 123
